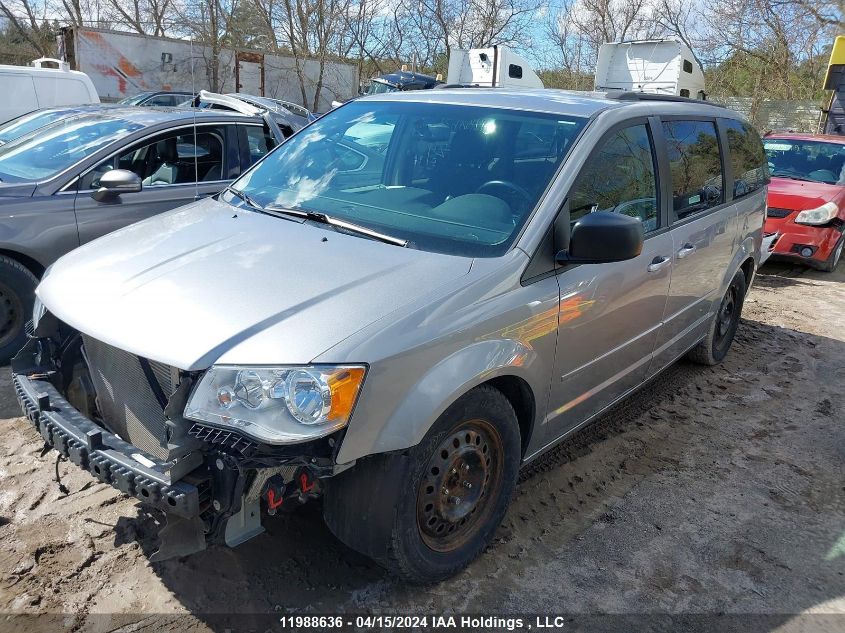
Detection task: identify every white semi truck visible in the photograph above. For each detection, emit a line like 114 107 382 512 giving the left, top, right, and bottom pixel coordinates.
594 39 705 99
445 46 544 89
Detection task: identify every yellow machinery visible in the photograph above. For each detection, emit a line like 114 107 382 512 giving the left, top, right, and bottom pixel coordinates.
820 36 845 134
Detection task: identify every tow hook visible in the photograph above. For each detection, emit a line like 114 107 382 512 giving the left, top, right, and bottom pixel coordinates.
262 475 287 516
261 469 320 516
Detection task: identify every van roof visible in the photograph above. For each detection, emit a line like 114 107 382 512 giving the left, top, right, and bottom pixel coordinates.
360 87 743 120
0 63 90 77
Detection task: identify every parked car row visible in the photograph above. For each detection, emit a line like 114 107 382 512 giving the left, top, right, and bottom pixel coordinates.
0 93 305 361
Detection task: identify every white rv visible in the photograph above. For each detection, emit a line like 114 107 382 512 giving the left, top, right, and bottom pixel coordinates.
594 39 705 99
446 46 544 89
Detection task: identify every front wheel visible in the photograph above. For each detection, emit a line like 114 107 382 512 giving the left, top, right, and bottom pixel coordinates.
687 269 747 366
323 385 520 583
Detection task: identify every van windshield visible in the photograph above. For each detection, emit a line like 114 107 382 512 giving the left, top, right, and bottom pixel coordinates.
0 115 143 182
230 100 586 257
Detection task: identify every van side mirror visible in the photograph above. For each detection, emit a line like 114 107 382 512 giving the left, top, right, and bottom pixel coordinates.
555 211 644 265
92 169 142 201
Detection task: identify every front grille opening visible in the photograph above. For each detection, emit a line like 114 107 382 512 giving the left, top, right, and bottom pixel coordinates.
81 335 179 460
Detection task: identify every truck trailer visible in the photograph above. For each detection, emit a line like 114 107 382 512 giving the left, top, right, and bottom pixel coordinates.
57 26 358 113
594 39 705 99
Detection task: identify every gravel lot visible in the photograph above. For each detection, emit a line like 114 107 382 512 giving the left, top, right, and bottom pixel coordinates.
0 260 843 632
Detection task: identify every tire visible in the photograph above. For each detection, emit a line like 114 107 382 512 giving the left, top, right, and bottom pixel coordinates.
323 385 521 583
817 233 844 273
687 268 747 366
0 255 38 365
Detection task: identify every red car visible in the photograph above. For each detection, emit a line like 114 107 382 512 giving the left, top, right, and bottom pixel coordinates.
764 133 845 271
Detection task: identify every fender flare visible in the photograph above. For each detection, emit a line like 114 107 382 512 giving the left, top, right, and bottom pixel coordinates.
335 338 538 464
719 234 757 299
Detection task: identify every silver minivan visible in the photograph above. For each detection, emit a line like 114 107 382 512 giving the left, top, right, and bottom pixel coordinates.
13 89 768 582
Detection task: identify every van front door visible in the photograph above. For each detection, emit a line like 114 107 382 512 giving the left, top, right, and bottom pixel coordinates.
543 119 673 445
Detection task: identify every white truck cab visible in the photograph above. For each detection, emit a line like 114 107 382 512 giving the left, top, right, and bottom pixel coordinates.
594 39 705 99
446 46 544 89
0 58 99 125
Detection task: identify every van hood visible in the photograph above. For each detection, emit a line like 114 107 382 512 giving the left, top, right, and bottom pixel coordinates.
38 198 472 370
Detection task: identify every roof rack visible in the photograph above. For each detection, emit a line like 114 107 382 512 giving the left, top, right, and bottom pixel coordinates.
602 90 727 107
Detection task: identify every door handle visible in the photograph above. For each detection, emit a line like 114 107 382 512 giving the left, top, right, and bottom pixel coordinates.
677 243 697 259
647 256 671 273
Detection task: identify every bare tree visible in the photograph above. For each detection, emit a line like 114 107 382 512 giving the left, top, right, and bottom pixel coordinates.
0 0 54 56
103 0 173 36
172 0 239 91
542 0 660 83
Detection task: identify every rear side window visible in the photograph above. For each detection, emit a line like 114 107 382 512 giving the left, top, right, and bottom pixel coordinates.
570 123 659 234
724 119 769 197
662 119 723 221
145 94 178 106
244 125 276 167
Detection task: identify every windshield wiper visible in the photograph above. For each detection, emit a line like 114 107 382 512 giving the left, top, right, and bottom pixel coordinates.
226 186 264 210
772 173 814 182
264 205 407 247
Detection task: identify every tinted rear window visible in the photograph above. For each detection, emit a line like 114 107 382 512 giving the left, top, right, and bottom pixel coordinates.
662 119 724 221
724 119 769 196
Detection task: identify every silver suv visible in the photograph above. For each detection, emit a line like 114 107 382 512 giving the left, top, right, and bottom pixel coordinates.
12 89 768 582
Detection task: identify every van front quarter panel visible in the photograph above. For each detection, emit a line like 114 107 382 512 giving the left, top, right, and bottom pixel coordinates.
326 251 559 464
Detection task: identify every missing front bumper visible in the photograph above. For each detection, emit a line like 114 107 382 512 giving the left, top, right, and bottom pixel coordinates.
13 370 203 518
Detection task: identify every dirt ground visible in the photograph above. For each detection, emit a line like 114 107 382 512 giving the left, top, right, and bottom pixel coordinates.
0 259 843 632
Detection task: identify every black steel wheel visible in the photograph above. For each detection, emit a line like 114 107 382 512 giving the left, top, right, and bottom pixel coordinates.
416 418 504 553
322 385 521 583
688 268 747 366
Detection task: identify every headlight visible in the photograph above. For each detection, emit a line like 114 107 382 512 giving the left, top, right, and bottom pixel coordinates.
184 365 366 444
795 201 838 225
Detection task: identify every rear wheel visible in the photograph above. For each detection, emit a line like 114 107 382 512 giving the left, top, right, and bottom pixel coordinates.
0 255 38 365
687 269 746 366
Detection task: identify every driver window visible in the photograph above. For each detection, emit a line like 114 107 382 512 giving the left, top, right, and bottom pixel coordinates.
570 124 659 233
80 127 225 190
